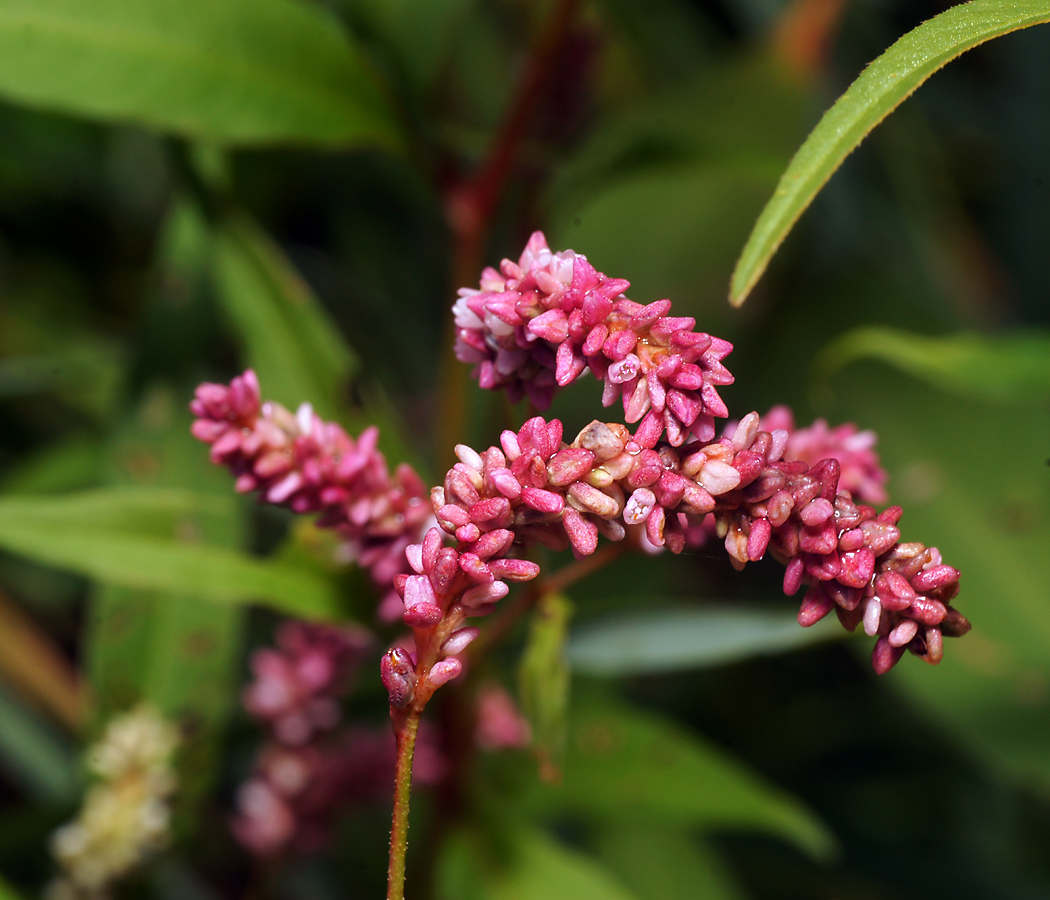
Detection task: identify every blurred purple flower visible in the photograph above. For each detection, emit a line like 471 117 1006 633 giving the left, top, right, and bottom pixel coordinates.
232 725 444 858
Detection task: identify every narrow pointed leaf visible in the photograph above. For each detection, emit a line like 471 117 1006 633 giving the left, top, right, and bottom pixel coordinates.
0 489 342 619
525 696 833 858
730 0 1050 306
211 214 356 420
815 327 1050 405
568 605 841 676
0 688 78 803
0 875 28 900
491 827 639 900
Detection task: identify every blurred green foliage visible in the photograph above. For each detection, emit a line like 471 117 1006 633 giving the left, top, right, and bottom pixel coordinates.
0 0 1048 898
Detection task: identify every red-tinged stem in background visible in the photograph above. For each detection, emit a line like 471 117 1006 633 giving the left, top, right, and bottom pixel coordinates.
438 0 583 465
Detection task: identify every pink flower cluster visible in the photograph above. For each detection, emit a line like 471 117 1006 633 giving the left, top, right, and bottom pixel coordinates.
189 370 430 616
705 413 967 672
454 231 733 446
383 411 967 695
242 621 371 746
233 622 442 857
760 405 887 505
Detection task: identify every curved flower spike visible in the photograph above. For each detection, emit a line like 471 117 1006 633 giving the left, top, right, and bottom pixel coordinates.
454 232 734 447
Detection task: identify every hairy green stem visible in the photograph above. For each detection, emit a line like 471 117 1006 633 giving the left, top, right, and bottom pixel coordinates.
387 710 421 900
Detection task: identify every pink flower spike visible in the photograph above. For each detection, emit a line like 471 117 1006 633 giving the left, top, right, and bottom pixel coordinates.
783 557 805 595
889 619 919 648
405 543 424 574
563 508 599 557
490 467 523 499
521 486 565 515
863 596 882 636
472 529 516 560
798 586 834 627
528 310 570 343
746 518 772 561
401 574 436 610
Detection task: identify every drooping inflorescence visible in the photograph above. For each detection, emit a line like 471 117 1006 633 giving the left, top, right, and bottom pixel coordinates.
439 232 968 680
389 411 967 695
189 371 430 619
192 233 970 725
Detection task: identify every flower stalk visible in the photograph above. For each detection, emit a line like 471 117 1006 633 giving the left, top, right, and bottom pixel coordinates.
387 709 420 900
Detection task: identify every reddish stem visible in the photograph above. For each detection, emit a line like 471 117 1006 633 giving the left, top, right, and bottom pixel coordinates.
387 709 421 900
438 0 583 462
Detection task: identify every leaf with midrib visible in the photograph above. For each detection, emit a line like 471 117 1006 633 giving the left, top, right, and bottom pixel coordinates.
0 488 343 620
0 0 401 147
814 327 1050 406
568 605 842 676
730 0 1050 306
525 695 833 859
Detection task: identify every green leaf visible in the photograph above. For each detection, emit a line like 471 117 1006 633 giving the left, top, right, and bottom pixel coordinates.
490 827 639 900
594 825 746 900
0 488 342 620
815 327 1050 406
0 433 104 495
730 0 1050 306
0 687 77 803
554 163 781 316
526 695 833 859
87 586 243 813
86 387 247 822
825 364 1050 787
568 604 842 676
0 341 125 421
352 0 476 92
211 213 357 420
0 0 401 148
519 592 572 779
0 873 29 900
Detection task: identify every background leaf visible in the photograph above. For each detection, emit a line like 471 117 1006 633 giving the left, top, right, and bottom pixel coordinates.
85 385 246 819
815 326 1050 405
211 212 357 421
518 592 572 780
730 0 1050 305
487 826 640 900
0 488 342 619
350 0 476 93
0 0 401 147
524 693 834 859
0 688 77 803
828 360 1050 786
594 825 746 900
568 604 842 676
0 873 30 900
